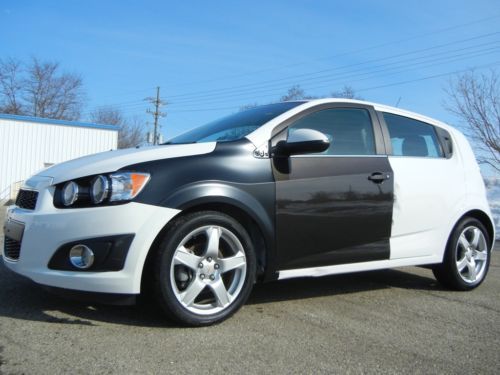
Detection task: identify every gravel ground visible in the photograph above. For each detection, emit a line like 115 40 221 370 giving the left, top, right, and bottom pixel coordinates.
0 206 499 374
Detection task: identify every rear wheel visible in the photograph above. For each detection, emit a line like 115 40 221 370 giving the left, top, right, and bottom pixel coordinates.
153 211 256 326
433 217 490 290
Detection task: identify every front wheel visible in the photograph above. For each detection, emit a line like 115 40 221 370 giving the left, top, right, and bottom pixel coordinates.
433 217 491 290
153 211 256 326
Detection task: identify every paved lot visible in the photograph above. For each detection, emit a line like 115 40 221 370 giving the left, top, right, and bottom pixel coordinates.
0 206 499 374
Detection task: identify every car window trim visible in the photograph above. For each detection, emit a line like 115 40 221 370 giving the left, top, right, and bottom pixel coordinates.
377 111 450 159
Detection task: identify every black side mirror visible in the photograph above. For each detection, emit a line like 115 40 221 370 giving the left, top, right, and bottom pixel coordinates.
273 128 330 157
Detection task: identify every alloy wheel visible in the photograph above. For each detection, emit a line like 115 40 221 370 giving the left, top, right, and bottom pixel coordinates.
170 225 247 315
455 225 488 284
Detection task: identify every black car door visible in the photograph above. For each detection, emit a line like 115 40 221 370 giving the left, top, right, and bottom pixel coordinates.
271 104 394 270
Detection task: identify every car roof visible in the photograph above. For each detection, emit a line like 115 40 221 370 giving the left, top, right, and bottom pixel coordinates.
245 98 456 146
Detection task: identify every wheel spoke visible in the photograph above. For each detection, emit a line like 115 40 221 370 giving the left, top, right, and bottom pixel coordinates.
456 257 468 272
470 228 481 249
179 279 205 306
174 246 202 270
467 259 477 282
205 226 221 258
219 252 246 274
458 234 470 250
209 279 231 307
473 249 487 261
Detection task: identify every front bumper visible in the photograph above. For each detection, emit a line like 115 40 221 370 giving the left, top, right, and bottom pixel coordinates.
2 190 180 294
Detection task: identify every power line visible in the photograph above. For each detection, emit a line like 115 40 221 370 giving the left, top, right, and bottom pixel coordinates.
111 46 500 116
164 32 500 101
165 47 500 108
356 61 500 93
84 42 499 118
89 87 155 102
83 19 500 113
163 61 500 114
298 50 500 94
158 14 500 90
86 35 499 116
82 28 500 116
167 42 500 107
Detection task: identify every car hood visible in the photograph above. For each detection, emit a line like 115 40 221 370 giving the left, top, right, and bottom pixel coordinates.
28 142 217 186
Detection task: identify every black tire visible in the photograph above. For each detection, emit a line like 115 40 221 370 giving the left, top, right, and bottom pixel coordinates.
153 211 256 326
432 217 491 291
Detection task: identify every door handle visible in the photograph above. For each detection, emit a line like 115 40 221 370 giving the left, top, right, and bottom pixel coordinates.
368 172 390 183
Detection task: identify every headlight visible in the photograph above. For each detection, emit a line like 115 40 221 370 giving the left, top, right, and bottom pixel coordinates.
62 181 79 206
109 172 150 202
90 175 109 204
55 171 150 208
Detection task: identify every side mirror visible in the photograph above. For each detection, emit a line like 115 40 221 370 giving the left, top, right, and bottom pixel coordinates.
273 128 330 157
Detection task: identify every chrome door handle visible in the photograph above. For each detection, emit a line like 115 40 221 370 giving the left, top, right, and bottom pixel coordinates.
368 172 390 183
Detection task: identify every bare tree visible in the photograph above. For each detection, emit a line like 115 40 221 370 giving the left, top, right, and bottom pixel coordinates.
0 58 24 114
24 58 85 120
281 84 361 101
118 116 146 149
90 106 145 149
445 70 500 172
0 57 85 120
90 105 124 126
242 84 361 111
331 85 363 100
280 85 315 101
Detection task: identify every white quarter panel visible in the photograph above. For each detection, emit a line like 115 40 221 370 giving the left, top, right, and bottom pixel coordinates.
388 154 465 259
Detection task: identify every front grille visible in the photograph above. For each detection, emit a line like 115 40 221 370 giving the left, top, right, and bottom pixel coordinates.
3 236 21 260
15 189 38 210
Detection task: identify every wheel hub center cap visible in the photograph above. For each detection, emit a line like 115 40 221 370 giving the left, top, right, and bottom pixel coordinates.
199 258 219 281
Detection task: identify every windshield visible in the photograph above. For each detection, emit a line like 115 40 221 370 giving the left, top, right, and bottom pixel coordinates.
166 102 303 144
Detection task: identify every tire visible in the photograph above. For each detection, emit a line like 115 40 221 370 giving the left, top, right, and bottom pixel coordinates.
153 211 256 326
433 217 491 291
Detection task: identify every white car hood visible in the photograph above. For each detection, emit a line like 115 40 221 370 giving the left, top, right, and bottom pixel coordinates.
28 142 217 186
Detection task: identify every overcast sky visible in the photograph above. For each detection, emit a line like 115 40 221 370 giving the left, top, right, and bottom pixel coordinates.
1 0 499 145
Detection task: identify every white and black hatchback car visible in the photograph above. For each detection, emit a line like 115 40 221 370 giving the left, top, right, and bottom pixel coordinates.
3 99 495 326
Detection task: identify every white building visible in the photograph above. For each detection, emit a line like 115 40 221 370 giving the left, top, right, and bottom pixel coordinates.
0 113 118 202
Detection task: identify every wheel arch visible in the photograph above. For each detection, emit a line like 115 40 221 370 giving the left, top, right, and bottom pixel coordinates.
140 183 276 294
459 209 495 250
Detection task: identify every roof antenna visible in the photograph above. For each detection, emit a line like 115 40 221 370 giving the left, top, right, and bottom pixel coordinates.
395 97 402 107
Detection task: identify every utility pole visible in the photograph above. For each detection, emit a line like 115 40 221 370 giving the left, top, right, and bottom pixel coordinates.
145 87 167 145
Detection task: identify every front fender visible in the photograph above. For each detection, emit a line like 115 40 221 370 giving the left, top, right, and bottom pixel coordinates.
161 181 277 280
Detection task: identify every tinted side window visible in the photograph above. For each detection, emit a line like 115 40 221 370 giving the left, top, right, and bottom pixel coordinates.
383 113 444 158
288 108 376 155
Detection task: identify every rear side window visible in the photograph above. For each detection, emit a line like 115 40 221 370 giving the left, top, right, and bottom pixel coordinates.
288 108 376 155
383 113 444 158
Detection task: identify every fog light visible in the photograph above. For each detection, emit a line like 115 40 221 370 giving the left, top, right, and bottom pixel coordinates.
69 244 94 269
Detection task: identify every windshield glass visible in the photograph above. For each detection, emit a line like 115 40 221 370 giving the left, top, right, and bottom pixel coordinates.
166 102 303 144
